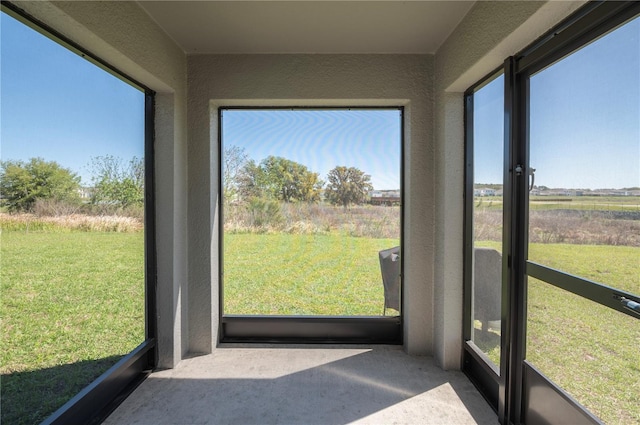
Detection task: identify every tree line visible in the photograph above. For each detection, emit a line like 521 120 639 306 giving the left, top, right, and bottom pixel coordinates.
0 156 144 213
224 146 373 208
1 147 375 213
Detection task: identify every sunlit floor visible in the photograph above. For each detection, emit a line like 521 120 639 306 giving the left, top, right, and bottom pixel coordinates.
104 345 498 425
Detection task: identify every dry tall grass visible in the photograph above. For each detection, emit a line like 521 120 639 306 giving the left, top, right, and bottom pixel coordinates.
33 198 144 221
0 213 143 233
529 210 640 246
224 202 400 239
10 200 633 244
475 209 640 247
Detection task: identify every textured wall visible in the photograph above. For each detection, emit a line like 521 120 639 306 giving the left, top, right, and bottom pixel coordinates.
437 1 585 92
15 1 185 93
187 54 435 355
17 1 190 368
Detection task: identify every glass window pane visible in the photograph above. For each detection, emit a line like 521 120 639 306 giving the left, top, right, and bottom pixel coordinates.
1 12 145 424
470 74 504 370
221 109 401 316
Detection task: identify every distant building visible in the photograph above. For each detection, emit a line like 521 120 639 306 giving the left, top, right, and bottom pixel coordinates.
78 187 94 200
474 188 496 197
369 190 401 206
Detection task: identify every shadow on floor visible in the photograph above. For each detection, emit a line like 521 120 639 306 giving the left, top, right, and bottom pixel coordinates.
1 355 123 425
105 346 497 425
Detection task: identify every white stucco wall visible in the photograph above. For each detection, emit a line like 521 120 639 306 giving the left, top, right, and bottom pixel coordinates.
433 0 586 369
16 0 190 368
187 54 435 355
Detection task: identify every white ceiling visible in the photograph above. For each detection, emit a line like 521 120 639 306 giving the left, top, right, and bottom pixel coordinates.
138 1 476 54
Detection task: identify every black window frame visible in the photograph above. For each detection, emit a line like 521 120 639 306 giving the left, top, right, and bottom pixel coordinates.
462 67 508 415
218 106 404 344
514 3 640 424
1 2 158 424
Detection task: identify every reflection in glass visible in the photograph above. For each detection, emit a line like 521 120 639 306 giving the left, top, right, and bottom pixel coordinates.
470 74 504 369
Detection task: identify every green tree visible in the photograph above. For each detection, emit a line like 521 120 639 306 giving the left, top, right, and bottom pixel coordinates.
325 166 373 208
237 160 266 200
297 170 324 203
0 158 81 212
237 156 323 203
259 156 323 203
90 155 144 208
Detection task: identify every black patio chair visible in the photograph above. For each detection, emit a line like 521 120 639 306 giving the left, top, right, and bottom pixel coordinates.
379 246 400 315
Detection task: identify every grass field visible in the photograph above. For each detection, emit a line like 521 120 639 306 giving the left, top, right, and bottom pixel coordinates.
475 195 640 212
1 231 144 425
224 233 399 315
527 278 639 424
527 244 639 424
473 241 639 424
2 203 638 424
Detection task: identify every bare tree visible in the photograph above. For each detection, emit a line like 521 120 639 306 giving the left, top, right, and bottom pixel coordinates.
223 145 248 202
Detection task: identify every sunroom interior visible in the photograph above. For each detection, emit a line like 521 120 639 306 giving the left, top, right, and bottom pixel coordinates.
3 1 638 424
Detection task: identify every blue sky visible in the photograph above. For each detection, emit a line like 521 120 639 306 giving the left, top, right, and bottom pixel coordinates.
473 74 504 187
474 16 639 190
529 16 639 190
221 109 402 190
1 10 401 190
2 10 638 191
1 12 144 185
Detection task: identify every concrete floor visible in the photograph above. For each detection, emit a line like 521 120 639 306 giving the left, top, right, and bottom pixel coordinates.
104 345 498 425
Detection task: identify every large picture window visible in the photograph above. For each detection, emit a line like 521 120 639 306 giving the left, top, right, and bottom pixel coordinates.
220 108 402 341
0 5 155 424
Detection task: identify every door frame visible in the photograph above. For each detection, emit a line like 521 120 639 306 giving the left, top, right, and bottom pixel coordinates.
462 67 506 413
463 2 640 424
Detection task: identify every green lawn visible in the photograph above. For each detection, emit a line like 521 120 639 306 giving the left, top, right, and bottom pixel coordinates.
2 228 637 424
475 241 639 424
527 278 639 424
1 231 144 425
223 233 399 315
527 244 639 424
